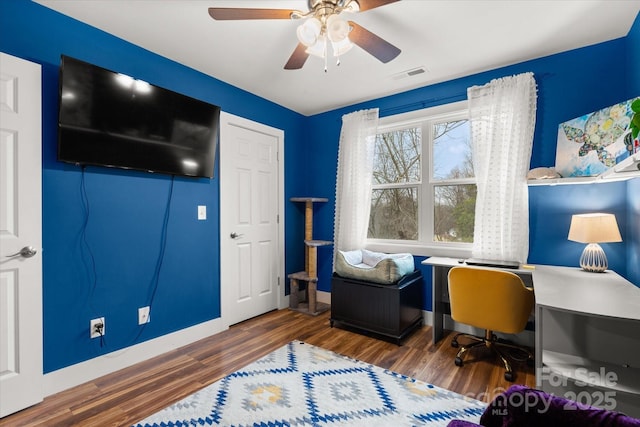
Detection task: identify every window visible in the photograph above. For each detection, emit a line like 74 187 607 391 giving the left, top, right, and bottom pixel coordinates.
367 101 476 257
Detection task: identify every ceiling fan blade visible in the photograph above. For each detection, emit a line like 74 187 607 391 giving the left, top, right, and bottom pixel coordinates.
353 0 401 12
284 43 310 70
208 8 296 20
348 21 401 63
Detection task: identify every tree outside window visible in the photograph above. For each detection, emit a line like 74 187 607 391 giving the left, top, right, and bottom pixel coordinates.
369 127 420 240
432 119 475 243
368 102 476 252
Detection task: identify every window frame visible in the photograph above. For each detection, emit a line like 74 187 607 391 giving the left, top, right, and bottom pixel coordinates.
366 100 474 258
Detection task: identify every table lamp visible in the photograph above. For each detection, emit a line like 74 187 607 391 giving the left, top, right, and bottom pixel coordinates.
568 213 622 272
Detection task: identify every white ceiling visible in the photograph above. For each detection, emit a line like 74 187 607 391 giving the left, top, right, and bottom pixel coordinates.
35 0 640 116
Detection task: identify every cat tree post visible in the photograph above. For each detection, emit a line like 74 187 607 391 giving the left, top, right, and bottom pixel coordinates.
287 197 332 315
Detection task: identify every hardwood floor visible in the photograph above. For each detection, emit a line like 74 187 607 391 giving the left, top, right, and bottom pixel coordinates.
1 309 535 426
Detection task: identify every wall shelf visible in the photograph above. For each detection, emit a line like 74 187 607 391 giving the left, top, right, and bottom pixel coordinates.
528 153 640 186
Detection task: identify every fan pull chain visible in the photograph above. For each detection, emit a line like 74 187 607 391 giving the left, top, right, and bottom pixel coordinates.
324 37 328 72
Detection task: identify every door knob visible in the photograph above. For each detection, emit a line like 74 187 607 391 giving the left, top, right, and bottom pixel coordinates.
5 246 37 258
230 232 244 239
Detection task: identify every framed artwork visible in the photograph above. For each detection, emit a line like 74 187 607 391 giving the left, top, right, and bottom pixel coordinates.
555 97 639 177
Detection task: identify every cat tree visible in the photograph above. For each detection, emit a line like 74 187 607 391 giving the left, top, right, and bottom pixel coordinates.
288 197 332 315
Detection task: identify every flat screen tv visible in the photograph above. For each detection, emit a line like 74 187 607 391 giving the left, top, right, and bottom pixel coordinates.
57 55 221 178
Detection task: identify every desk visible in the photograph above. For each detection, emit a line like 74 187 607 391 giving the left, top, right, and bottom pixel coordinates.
422 257 640 417
421 257 533 344
533 265 640 417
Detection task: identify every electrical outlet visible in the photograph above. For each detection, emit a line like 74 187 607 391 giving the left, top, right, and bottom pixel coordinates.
138 306 150 325
90 317 105 339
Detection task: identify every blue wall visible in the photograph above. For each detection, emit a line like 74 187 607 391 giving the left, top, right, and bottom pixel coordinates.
629 12 640 96
629 180 640 285
1 0 638 374
627 13 640 286
304 33 639 296
1 0 307 373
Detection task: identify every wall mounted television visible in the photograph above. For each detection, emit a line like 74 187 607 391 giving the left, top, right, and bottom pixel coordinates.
57 55 221 178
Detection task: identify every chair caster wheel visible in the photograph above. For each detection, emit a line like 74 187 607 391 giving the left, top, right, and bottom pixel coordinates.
504 371 515 382
454 357 463 367
451 340 459 348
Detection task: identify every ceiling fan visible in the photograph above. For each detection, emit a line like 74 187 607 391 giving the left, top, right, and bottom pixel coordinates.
208 0 401 70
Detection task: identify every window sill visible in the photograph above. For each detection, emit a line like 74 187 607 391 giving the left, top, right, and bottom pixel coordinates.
365 242 472 259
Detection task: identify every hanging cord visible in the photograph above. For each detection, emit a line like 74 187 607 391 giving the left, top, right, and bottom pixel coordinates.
82 171 176 350
80 166 98 301
131 175 175 344
81 167 108 349
148 175 175 306
96 322 105 348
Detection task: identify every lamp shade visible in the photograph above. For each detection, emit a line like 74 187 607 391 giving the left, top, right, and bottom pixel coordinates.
567 213 622 244
568 213 622 272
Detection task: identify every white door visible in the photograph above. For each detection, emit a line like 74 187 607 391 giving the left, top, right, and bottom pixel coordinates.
0 52 43 417
220 112 284 327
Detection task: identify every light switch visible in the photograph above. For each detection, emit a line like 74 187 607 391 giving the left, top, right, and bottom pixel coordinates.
198 205 207 220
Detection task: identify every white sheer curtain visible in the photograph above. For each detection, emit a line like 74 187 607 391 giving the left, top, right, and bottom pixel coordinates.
467 72 537 263
333 108 379 268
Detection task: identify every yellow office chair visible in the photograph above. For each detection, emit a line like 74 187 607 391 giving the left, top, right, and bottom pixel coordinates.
447 266 534 382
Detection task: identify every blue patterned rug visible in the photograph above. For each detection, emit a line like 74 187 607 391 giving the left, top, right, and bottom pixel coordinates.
133 341 485 426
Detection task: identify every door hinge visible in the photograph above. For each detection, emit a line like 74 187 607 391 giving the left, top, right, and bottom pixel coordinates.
277 214 280 224
277 276 281 286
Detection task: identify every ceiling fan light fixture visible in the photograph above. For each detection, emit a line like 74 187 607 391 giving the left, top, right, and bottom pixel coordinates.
331 37 354 57
342 0 360 13
305 34 328 58
296 17 322 46
207 0 402 70
326 15 350 42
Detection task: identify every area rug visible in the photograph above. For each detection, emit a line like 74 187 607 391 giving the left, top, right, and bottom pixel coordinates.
133 340 485 427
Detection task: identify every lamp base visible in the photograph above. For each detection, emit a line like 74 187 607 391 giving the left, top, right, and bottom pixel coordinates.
580 243 608 273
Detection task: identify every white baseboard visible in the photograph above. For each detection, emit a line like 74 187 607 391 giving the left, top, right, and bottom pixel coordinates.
43 318 226 397
317 290 330 305
422 310 434 326
42 305 531 398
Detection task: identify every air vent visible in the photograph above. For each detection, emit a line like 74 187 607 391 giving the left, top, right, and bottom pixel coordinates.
391 67 428 80
407 68 426 76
